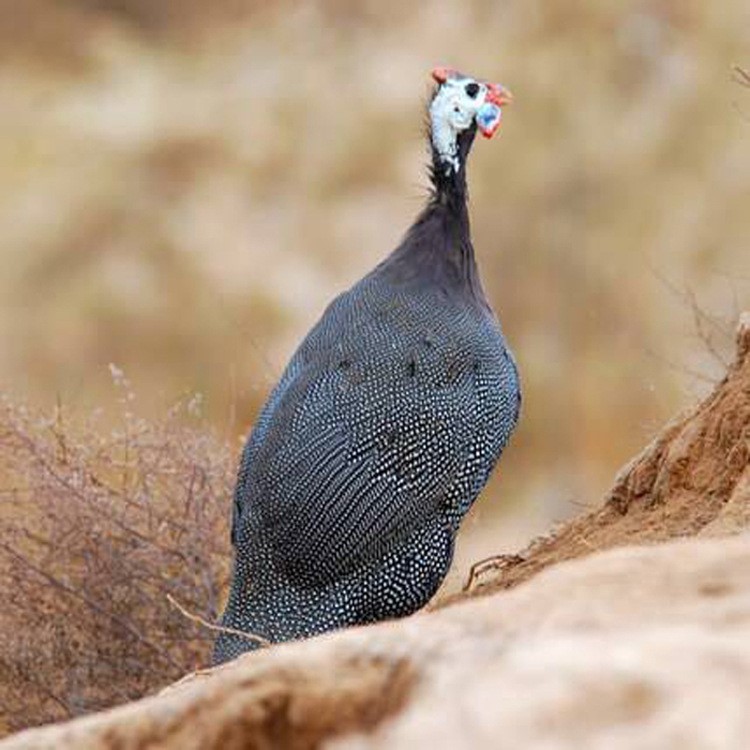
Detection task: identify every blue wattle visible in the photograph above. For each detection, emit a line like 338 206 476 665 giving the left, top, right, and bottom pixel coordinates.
476 102 501 131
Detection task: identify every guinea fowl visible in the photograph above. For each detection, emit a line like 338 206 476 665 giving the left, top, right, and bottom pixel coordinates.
214 67 521 664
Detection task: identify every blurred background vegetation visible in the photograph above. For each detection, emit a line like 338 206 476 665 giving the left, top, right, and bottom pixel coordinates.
0 0 748 586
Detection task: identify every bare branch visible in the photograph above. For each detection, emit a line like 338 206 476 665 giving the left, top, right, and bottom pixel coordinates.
0 541 181 672
463 554 525 593
166 594 270 647
733 65 750 87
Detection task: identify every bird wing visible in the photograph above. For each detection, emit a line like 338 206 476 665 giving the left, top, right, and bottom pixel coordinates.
249 359 473 585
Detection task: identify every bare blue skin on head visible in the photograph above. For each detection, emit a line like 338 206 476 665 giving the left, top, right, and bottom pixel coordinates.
477 102 502 135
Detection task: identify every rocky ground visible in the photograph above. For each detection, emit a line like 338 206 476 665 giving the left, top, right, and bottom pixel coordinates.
1 313 748 750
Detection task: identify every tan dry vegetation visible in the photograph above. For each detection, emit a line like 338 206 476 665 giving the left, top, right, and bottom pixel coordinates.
0 386 233 734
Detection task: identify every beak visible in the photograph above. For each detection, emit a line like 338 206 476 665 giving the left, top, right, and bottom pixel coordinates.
485 83 513 108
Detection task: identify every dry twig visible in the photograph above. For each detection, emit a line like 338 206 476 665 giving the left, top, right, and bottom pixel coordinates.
463 554 526 593
166 594 270 647
732 65 750 87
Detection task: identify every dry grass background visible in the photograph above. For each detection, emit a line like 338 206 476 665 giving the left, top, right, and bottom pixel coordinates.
0 389 232 733
0 0 748 736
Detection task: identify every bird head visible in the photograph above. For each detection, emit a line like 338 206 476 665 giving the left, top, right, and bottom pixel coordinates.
429 66 512 172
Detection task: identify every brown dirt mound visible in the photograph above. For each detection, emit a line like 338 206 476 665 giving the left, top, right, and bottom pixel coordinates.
0 647 414 750
4 528 750 748
453 312 750 601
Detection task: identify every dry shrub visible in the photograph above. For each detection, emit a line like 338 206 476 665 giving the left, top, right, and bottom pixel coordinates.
0 378 234 735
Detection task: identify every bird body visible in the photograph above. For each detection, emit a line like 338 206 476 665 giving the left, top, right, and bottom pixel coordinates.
214 68 520 663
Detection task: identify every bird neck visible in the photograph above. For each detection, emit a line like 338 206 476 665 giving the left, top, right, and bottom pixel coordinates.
420 123 483 295
378 123 486 303
428 123 476 221
425 121 478 261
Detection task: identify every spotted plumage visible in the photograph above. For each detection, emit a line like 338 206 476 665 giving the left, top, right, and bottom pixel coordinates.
214 68 520 664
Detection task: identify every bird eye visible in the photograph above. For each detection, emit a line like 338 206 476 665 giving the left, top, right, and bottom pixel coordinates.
465 82 480 98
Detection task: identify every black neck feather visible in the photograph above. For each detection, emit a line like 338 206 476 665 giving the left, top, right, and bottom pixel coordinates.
378 122 486 305
427 123 478 217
